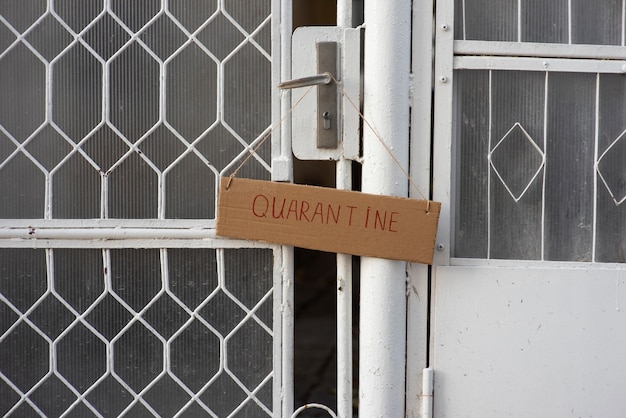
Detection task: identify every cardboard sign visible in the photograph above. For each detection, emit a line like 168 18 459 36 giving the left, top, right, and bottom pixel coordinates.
216 177 441 264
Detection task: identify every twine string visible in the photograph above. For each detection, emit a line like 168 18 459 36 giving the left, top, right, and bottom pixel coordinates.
227 75 432 211
328 74 430 206
226 85 316 189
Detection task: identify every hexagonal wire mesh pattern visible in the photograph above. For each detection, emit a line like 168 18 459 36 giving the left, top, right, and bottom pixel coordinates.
0 0 271 219
0 1 277 416
0 247 275 417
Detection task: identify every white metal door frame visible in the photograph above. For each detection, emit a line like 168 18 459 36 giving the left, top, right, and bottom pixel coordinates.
429 0 626 416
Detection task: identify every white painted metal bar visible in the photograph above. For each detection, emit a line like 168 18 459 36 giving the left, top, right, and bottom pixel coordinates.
455 40 626 60
0 219 217 228
421 367 434 418
272 0 294 183
406 0 436 415
336 3 354 418
0 238 278 249
359 0 411 416
455 55 626 73
282 245 295 418
336 159 353 418
0 228 217 240
432 0 455 266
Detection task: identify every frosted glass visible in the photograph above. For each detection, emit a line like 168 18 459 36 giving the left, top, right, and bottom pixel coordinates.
454 71 608 262
596 75 626 262
456 0 624 45
454 70 490 258
544 73 595 261
490 71 544 260
521 0 568 43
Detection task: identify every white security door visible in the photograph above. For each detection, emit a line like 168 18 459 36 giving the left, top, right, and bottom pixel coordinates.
0 1 291 417
430 1 626 416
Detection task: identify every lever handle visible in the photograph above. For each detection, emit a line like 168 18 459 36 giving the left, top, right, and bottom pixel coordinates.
277 72 332 90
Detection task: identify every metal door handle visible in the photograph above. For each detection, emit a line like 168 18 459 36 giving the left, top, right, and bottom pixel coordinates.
277 72 332 90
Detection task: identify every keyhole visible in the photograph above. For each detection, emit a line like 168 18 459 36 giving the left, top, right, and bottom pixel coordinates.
322 111 332 129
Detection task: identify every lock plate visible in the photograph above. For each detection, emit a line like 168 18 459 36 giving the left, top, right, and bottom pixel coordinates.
317 42 338 149
290 26 361 161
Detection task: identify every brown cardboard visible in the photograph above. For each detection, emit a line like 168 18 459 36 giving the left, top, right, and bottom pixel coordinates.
216 177 441 264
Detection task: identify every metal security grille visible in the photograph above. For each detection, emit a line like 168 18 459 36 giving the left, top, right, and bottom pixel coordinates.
454 69 626 262
0 247 275 417
444 0 626 263
0 0 271 219
0 1 278 417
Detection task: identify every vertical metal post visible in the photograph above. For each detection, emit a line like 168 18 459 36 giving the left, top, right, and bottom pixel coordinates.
359 0 411 416
276 0 294 417
336 3 354 418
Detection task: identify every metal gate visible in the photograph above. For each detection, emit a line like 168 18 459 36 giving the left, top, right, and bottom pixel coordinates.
0 1 283 416
428 0 626 416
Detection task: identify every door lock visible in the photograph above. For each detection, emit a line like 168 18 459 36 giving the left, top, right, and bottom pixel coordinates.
278 42 339 149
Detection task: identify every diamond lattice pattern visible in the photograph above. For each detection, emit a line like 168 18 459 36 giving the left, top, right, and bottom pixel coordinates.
489 122 545 202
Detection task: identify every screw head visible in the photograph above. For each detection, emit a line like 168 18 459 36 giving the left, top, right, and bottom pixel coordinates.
441 24 449 31
436 243 445 251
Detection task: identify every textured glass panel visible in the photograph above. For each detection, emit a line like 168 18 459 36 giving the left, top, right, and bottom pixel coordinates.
30 375 77 416
545 73 595 261
571 0 621 45
0 154 45 218
196 123 245 171
52 44 102 141
57 324 107 392
83 12 130 60
200 373 247 416
143 375 191 416
596 74 626 262
0 322 48 392
25 14 73 62
54 0 103 33
490 71 544 260
461 0 517 41
110 0 160 32
456 1 622 45
224 43 271 143
111 249 161 311
110 42 159 142
85 376 132 416
167 43 218 141
198 13 244 60
109 153 158 218
225 0 270 33
0 378 20 416
168 248 218 309
0 249 47 312
224 248 273 309
0 0 46 33
170 319 220 392
166 154 216 218
25 125 73 171
454 70 489 258
521 0 568 43
114 321 163 391
52 153 100 218
0 43 45 142
169 0 218 32
86 294 132 340
140 14 187 61
228 319 272 389
27 294 75 338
